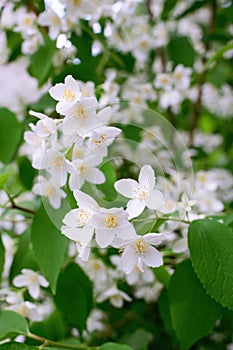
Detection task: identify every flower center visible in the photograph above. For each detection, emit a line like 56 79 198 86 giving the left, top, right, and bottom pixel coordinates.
133 187 148 201
104 214 119 229
133 238 150 255
92 134 106 146
77 163 88 174
63 89 74 101
77 209 91 224
74 105 87 121
45 185 55 196
51 156 64 169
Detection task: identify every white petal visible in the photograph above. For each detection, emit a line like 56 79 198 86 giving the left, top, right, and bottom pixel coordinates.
144 233 164 246
63 209 80 227
13 275 27 287
115 223 137 240
95 228 115 248
126 199 145 220
114 179 138 198
85 167 105 184
147 190 165 210
62 116 79 135
120 247 137 274
62 226 94 245
142 247 163 268
139 165 155 190
38 275 49 287
28 283 40 299
73 190 99 210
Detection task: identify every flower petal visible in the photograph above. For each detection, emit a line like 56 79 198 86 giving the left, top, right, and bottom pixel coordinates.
114 179 139 198
147 189 165 210
95 228 115 248
139 165 155 190
142 246 163 268
126 199 145 220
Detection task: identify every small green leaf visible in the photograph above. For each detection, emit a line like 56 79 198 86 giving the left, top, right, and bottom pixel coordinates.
168 37 196 67
0 311 29 340
0 235 5 283
0 108 23 164
100 343 133 350
54 262 93 333
28 36 56 86
168 260 221 350
31 204 69 294
0 172 11 189
188 218 233 310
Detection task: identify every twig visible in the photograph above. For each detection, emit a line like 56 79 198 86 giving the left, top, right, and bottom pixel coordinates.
6 191 36 215
27 332 99 350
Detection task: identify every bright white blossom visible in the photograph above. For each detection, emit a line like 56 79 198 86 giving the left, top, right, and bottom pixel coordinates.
114 165 165 219
13 269 49 299
119 233 164 274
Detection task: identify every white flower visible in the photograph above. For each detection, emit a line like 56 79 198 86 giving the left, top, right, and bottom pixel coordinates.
62 97 98 135
7 301 43 321
68 154 105 190
38 8 64 40
29 110 57 138
173 64 192 90
49 75 82 114
178 193 196 213
97 286 132 308
154 73 172 90
40 149 69 186
119 233 163 274
88 126 121 157
33 177 66 209
114 165 165 219
91 207 137 248
61 190 98 245
13 269 49 299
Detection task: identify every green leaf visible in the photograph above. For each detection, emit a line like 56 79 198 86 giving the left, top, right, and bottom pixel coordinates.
168 37 196 67
17 156 37 190
0 234 5 283
0 108 23 164
100 343 133 350
0 171 12 189
168 259 221 350
188 218 233 310
120 329 150 350
54 262 93 333
158 289 177 342
30 308 67 341
177 0 212 19
10 228 37 282
154 265 171 288
28 36 56 86
161 0 178 20
97 160 117 201
31 204 69 294
0 311 29 340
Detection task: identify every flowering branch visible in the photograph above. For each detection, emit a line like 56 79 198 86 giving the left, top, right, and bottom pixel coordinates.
27 332 100 350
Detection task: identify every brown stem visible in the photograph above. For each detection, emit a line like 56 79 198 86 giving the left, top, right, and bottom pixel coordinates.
27 332 98 350
6 191 35 215
145 0 154 21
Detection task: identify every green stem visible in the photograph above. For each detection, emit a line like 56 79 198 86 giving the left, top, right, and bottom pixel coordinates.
27 332 99 350
133 216 190 224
